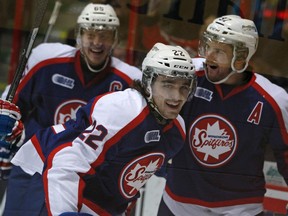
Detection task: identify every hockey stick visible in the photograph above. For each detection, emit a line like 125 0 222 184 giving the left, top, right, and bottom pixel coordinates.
43 1 62 43
6 0 49 102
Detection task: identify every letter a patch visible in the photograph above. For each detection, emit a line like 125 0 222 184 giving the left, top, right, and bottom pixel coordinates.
247 101 263 125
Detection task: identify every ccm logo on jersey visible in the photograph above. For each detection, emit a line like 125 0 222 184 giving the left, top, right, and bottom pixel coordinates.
194 87 213 102
52 74 75 89
119 153 165 199
189 114 237 168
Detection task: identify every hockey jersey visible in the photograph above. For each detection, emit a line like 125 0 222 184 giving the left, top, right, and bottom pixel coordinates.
14 88 186 215
163 58 288 214
2 43 142 140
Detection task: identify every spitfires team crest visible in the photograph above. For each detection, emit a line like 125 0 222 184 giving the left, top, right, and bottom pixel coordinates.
119 153 165 199
54 99 87 124
189 114 238 167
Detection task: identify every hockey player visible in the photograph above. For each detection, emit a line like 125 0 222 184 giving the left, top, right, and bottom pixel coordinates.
1 3 141 215
157 15 288 215
2 3 141 143
8 42 197 215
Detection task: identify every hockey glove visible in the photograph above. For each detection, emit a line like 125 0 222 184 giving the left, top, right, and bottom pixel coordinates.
0 99 25 180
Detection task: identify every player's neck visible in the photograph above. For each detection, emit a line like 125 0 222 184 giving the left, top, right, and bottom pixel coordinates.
80 57 106 84
224 71 251 86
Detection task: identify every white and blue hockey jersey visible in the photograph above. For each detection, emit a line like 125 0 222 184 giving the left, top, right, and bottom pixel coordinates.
163 58 288 215
13 88 186 215
2 43 142 140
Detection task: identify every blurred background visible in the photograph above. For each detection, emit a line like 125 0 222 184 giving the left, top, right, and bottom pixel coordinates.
1 0 288 91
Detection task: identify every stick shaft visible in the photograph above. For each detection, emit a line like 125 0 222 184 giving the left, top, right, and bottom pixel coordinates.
6 0 49 102
44 1 62 43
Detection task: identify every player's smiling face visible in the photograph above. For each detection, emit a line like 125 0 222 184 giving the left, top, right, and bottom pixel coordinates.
204 41 233 83
81 29 115 66
151 75 191 119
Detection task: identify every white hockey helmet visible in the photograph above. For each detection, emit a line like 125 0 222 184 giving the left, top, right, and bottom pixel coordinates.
76 3 119 46
77 3 119 30
142 42 197 100
199 15 258 73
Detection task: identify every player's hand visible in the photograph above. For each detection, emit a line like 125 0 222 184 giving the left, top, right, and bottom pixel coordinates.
0 99 21 138
0 99 25 180
0 121 24 180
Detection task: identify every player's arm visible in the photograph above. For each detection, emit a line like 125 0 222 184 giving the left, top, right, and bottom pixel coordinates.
43 92 137 215
42 97 109 215
268 88 288 185
43 121 108 215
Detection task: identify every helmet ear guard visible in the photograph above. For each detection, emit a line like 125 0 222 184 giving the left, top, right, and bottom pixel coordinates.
232 46 249 72
141 66 155 99
234 47 248 61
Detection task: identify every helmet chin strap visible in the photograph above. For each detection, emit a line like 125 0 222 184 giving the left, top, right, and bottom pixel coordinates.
147 99 170 125
203 63 237 84
145 85 170 124
83 53 110 73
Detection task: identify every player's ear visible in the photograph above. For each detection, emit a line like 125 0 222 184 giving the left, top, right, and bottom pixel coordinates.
234 48 248 71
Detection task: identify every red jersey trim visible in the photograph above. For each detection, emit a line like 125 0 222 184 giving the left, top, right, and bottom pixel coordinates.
165 185 264 207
